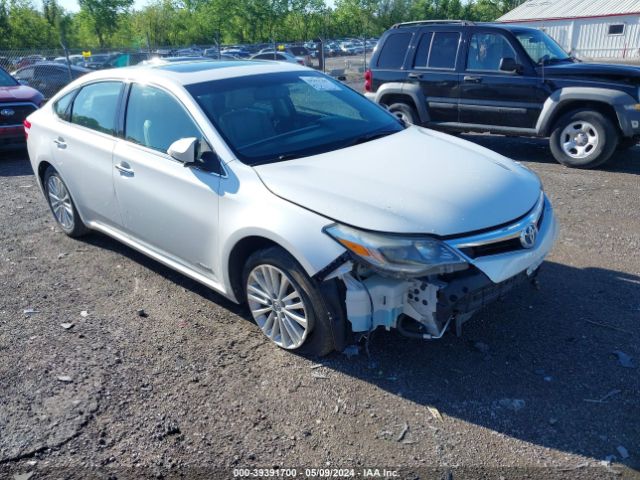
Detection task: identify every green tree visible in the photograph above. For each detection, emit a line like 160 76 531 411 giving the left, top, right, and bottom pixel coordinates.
78 0 134 47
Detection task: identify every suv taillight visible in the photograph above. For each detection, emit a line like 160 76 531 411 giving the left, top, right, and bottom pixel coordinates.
364 69 372 92
23 119 31 139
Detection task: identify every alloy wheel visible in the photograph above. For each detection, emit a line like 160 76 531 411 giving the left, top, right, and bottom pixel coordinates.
47 175 74 230
246 264 309 349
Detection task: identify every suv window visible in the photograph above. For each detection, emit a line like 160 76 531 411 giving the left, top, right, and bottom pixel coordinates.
53 91 75 121
125 83 201 153
70 82 122 135
467 33 517 71
428 32 460 69
413 32 433 68
377 33 411 69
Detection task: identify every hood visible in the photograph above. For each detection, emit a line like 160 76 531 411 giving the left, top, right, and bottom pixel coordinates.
0 84 43 103
254 127 541 236
542 61 640 82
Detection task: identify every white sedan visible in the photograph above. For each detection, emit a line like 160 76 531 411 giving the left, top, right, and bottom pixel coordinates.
25 60 557 355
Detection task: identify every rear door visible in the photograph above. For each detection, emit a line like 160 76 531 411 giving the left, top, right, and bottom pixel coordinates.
49 81 124 227
459 30 547 129
408 29 462 123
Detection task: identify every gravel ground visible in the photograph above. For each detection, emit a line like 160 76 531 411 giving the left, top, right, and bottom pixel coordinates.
1 137 639 480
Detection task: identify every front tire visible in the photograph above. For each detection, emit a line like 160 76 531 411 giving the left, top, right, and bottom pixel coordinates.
43 166 88 237
242 247 336 356
549 109 618 169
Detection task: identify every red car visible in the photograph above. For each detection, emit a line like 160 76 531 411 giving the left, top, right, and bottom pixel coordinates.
0 66 43 149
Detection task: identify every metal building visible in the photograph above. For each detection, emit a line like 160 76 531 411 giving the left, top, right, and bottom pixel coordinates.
497 0 640 60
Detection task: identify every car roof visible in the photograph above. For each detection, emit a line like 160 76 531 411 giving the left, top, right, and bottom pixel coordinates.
388 21 539 35
69 59 307 87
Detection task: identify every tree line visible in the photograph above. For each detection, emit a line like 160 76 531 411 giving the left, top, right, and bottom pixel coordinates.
0 0 525 50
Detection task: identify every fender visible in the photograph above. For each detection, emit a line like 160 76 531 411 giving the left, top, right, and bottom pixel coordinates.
536 87 637 136
374 82 431 124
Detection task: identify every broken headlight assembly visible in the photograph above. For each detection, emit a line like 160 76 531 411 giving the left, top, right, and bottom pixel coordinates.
323 223 468 278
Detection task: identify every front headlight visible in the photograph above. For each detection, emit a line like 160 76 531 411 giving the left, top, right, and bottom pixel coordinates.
324 223 468 278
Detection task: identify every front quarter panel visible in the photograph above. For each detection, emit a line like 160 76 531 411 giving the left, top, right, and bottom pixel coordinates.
217 161 346 302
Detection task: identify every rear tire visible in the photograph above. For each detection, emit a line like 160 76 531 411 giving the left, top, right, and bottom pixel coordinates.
388 102 419 125
549 109 618 169
43 166 89 238
242 246 336 356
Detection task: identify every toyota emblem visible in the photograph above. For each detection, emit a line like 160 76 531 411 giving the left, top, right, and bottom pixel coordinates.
0 108 15 117
520 224 538 249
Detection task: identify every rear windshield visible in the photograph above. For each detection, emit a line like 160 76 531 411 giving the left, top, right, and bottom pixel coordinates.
0 68 18 87
187 71 403 166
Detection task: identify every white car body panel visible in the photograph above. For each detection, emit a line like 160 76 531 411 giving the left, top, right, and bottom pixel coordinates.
255 126 541 236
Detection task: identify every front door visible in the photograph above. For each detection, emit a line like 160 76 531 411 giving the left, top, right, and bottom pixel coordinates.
112 83 221 279
459 31 546 129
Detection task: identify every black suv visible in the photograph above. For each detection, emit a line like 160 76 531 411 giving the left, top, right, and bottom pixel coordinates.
366 20 640 168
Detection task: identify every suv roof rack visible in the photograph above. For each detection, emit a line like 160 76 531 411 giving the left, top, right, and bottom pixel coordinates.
391 20 475 29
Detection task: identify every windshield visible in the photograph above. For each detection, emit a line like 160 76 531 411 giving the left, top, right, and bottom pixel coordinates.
0 68 18 87
515 30 571 65
186 71 403 165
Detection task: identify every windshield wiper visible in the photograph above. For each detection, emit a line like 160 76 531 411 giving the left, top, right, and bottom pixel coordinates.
345 129 399 148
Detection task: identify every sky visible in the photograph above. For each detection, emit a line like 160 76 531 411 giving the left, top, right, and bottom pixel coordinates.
54 0 337 13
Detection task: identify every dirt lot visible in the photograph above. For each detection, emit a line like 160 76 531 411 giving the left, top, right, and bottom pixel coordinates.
1 137 639 480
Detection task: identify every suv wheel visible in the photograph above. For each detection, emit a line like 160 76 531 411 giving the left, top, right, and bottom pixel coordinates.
242 246 336 356
549 109 618 168
388 102 418 125
43 166 89 237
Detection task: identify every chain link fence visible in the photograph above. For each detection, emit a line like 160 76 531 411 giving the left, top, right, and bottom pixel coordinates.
0 39 375 100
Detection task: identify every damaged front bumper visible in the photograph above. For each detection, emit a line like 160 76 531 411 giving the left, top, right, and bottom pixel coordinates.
327 194 558 339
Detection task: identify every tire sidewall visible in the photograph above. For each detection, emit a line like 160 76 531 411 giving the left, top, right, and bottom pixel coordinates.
549 110 618 169
242 247 336 356
43 166 87 237
388 102 418 125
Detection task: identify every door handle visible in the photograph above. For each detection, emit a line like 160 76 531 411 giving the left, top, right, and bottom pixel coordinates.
53 137 66 149
408 73 421 79
115 162 134 176
464 75 482 83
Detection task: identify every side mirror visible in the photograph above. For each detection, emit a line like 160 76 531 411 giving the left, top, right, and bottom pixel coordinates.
167 137 198 165
499 57 522 73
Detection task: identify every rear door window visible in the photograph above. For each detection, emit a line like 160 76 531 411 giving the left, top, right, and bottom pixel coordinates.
413 32 433 68
70 81 122 135
376 33 411 69
428 32 460 69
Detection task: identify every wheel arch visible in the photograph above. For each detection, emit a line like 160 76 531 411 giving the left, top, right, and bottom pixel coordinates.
375 83 430 124
537 88 634 136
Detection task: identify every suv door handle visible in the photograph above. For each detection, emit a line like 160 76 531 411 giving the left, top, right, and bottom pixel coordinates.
408 73 421 79
115 162 134 176
464 75 482 83
53 137 67 149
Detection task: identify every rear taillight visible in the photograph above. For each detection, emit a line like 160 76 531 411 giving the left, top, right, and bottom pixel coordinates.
364 69 372 92
23 119 31 140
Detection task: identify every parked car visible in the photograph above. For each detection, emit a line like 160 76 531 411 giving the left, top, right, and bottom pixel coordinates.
53 55 86 66
12 62 88 99
15 55 46 69
139 56 210 66
80 53 110 69
251 51 303 65
287 46 313 66
85 52 150 70
221 48 251 58
366 20 640 169
26 60 557 355
0 66 43 149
